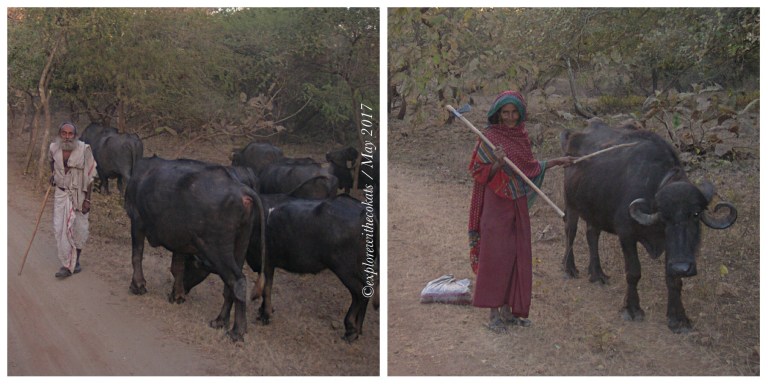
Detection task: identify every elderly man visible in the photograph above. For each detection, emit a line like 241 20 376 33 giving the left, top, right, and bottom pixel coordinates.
48 121 97 278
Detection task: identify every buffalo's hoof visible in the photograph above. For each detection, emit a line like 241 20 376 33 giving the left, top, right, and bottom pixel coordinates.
257 307 271 325
226 330 245 343
168 292 186 304
342 331 360 343
588 272 610 284
668 317 692 334
621 307 645 322
210 318 229 329
564 266 579 279
129 283 147 295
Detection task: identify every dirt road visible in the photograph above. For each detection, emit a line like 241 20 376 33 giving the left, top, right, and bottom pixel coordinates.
5 163 224 375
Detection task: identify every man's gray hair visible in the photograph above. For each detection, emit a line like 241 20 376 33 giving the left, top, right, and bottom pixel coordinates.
58 121 78 136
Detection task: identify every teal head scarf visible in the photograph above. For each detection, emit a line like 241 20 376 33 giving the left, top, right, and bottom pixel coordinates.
487 90 527 125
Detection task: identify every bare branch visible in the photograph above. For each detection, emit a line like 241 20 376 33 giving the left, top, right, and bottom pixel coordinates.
274 95 314 125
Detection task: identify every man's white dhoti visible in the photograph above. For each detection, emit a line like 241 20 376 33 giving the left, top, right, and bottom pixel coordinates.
52 188 90 272
49 139 96 273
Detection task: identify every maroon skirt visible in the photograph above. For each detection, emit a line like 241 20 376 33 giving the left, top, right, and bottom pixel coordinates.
472 187 532 318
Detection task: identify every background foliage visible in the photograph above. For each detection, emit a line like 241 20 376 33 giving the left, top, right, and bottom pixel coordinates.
8 7 379 148
388 8 759 122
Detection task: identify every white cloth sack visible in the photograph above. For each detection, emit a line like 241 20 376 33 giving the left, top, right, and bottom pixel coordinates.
420 274 472 305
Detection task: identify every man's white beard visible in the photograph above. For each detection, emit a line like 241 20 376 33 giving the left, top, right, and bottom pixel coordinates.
56 137 77 152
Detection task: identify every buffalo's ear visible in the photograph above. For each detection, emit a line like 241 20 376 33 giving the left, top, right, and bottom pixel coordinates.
697 181 715 204
345 146 359 160
560 130 582 155
560 130 585 156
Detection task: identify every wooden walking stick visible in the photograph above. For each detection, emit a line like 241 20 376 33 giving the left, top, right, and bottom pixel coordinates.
19 184 53 276
447 104 566 218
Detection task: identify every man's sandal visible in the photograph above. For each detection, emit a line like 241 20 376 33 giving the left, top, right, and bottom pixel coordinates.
55 267 72 278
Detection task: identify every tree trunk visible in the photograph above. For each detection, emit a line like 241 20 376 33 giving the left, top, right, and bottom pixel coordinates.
34 32 64 185
17 91 33 138
116 86 126 132
397 97 407 120
118 99 126 132
564 56 595 119
23 99 42 175
36 89 53 185
8 97 16 135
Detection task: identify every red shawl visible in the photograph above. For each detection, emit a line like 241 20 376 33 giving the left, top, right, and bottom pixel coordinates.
467 92 543 274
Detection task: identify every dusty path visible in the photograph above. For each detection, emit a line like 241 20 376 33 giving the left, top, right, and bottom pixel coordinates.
5 157 224 375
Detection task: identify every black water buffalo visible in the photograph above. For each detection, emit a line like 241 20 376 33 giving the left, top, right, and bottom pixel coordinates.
93 132 144 195
80 123 119 191
124 156 263 341
326 146 359 192
258 160 338 196
326 146 380 195
252 194 375 342
79 123 118 147
231 142 284 174
231 141 337 196
180 183 375 342
561 119 737 333
179 175 344 294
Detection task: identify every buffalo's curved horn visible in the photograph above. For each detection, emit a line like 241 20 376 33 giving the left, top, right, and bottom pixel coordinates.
701 201 738 229
629 198 660 226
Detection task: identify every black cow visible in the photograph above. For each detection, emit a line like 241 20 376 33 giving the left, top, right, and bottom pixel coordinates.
79 123 118 147
258 160 338 196
177 175 332 296
326 146 379 195
80 123 119 192
124 156 264 342
93 132 144 195
179 177 369 341
561 119 737 333
253 194 375 342
231 141 337 196
231 142 284 175
326 146 359 193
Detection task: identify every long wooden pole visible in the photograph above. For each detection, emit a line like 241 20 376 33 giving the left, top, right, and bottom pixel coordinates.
447 104 565 218
19 184 53 276
572 142 637 163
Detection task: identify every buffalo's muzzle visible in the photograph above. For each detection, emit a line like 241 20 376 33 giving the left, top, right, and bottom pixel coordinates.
668 262 697 277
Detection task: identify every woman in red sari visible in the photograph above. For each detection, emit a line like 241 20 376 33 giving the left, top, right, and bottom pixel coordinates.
468 90 574 333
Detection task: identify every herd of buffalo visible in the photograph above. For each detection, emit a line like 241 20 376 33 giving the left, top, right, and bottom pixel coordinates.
81 123 379 342
79 116 739 342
